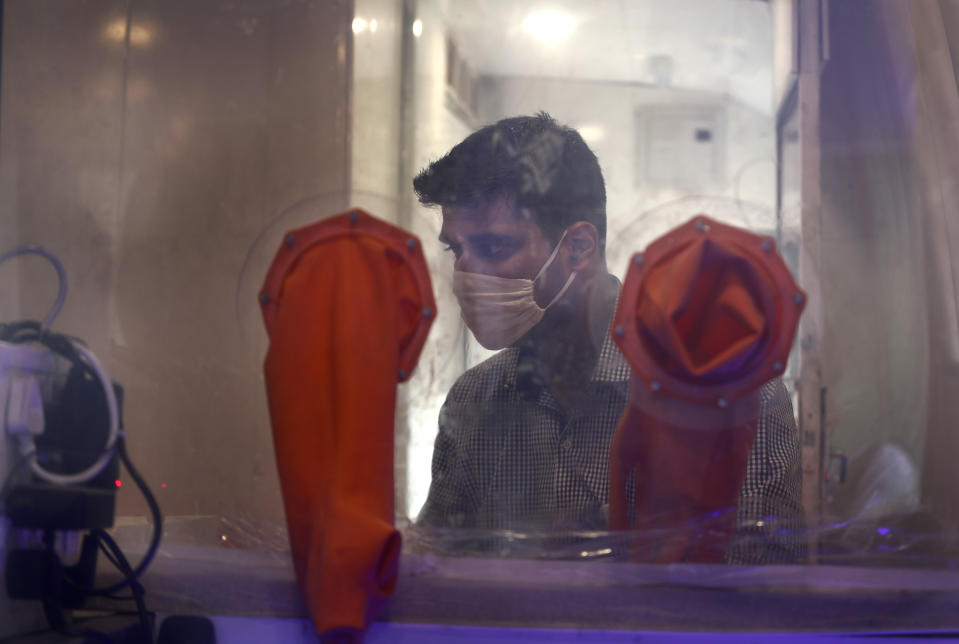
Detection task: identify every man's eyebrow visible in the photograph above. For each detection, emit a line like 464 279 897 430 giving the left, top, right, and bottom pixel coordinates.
467 232 517 244
437 232 518 246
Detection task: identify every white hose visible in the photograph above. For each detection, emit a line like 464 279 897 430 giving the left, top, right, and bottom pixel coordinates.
0 246 68 331
28 340 119 485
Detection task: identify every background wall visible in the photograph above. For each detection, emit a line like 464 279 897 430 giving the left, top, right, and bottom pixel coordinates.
352 0 403 216
475 76 777 277
817 1 929 479
0 0 353 539
400 0 474 519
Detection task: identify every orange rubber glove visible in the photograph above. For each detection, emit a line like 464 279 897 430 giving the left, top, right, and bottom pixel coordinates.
609 216 803 562
259 210 435 639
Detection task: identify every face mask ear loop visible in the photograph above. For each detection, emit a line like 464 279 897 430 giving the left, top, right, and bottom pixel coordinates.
544 271 577 309
533 230 577 311
533 231 569 283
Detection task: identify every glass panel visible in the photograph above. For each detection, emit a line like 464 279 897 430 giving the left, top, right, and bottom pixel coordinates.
400 0 801 565
2 0 959 638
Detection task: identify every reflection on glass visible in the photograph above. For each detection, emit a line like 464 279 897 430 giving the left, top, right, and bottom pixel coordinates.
521 9 577 41
4 4 959 638
394 0 959 571
407 113 804 564
103 18 154 47
397 0 796 564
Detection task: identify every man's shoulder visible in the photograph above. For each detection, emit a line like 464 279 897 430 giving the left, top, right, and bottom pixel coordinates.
445 349 518 404
756 377 800 441
758 377 792 409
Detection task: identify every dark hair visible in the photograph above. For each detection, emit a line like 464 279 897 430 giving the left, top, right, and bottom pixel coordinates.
413 112 607 248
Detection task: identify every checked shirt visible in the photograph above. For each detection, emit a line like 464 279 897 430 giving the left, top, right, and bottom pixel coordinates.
418 331 807 563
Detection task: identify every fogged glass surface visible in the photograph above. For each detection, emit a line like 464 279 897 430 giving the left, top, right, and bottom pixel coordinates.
2 1 959 632
385 0 959 570
393 0 811 565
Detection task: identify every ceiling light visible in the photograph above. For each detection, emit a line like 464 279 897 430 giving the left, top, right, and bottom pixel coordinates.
352 17 368 34
522 10 576 41
412 19 423 38
103 19 154 46
129 25 152 46
105 20 126 41
576 125 606 145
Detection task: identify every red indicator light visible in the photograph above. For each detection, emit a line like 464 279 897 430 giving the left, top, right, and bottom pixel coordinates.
161 483 167 488
115 479 122 487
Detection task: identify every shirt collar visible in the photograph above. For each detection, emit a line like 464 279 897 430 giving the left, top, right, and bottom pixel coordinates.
508 276 631 398
509 331 629 407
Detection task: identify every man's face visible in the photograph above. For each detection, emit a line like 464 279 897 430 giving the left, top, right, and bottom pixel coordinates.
438 195 556 282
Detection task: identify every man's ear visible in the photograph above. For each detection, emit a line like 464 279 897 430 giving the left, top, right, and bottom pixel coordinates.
564 221 599 271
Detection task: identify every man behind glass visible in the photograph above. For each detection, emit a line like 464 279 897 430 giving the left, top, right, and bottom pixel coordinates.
413 112 804 563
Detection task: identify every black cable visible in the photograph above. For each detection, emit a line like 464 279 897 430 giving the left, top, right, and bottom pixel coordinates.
93 529 153 644
82 434 162 596
38 532 120 644
64 433 163 598
0 320 84 360
97 538 123 570
116 435 163 582
59 435 162 643
0 449 36 507
95 537 144 600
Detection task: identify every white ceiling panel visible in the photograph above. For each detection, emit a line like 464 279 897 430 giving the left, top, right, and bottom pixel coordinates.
440 0 774 113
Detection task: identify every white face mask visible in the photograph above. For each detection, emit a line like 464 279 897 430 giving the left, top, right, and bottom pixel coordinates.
452 232 577 350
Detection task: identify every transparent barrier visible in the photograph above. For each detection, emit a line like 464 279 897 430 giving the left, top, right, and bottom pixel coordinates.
3 0 959 639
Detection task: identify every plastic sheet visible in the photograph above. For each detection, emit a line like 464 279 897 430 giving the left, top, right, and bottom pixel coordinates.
401 517 959 569
102 511 959 572
95 517 959 633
